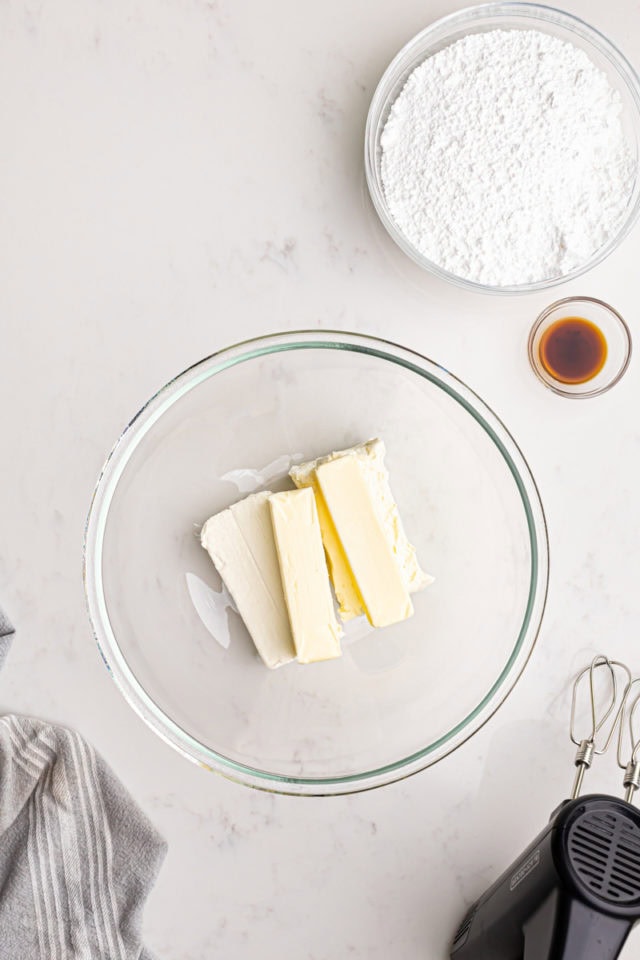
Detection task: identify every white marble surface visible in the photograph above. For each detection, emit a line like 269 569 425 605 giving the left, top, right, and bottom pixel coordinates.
2 0 640 956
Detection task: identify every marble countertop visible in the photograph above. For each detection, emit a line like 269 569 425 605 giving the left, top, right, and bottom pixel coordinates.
2 0 640 956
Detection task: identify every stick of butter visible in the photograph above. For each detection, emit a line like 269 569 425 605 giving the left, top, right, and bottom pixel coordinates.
289 477 362 622
269 489 343 664
201 491 296 669
290 439 433 622
316 452 415 628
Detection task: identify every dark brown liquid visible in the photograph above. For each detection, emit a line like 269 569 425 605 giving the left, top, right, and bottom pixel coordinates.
539 316 607 385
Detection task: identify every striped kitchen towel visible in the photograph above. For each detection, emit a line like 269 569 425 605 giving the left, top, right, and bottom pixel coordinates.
0 612 166 959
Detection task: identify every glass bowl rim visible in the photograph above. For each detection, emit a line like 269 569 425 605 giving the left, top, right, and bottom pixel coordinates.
364 1 640 296
83 330 550 795
527 295 633 398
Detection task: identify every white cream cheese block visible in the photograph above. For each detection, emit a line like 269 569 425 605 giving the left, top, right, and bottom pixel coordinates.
200 491 296 669
269 488 342 664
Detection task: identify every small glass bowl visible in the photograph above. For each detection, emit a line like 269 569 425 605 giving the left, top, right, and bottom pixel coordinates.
528 297 632 398
364 3 640 295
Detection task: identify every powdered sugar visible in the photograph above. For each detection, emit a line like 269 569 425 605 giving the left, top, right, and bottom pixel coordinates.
380 29 637 286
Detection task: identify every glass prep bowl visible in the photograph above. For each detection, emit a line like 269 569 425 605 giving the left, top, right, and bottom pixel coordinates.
528 296 632 398
84 332 549 795
365 2 640 295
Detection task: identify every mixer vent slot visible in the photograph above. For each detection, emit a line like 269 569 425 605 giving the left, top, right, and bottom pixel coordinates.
451 904 477 952
568 810 640 903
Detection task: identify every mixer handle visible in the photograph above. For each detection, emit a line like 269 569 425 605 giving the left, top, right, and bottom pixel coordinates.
522 890 631 960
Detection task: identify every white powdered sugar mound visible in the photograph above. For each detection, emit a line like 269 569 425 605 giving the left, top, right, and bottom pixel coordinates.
380 29 637 286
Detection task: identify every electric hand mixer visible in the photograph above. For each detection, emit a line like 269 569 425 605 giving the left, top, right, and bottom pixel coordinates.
451 656 640 960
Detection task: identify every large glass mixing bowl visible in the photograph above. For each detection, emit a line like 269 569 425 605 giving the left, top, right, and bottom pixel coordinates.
84 332 549 794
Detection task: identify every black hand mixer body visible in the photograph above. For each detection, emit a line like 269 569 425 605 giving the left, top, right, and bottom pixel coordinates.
452 795 640 960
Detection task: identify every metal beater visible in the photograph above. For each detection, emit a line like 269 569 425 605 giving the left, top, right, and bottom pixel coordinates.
618 678 640 804
569 655 631 799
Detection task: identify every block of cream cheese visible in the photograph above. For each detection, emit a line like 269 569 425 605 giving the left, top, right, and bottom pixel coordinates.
269 488 343 664
200 491 296 669
316 454 414 628
290 439 433 620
